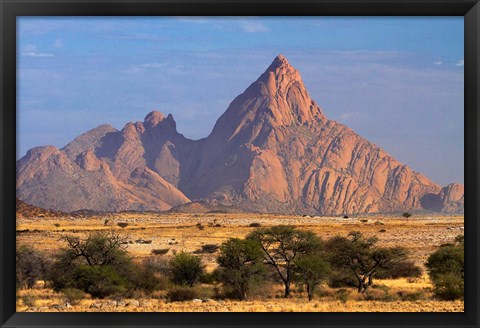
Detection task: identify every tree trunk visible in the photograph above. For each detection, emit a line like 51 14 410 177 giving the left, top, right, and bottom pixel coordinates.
284 281 291 298
307 285 313 301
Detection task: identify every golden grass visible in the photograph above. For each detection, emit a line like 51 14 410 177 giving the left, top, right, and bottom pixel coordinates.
16 212 464 312
17 286 463 312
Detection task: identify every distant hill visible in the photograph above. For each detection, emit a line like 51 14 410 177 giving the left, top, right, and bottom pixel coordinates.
16 198 66 218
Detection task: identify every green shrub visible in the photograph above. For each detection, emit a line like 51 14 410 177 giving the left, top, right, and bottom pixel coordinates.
431 272 463 300
402 212 412 218
248 223 261 227
328 270 357 288
376 261 422 279
75 265 128 298
199 271 218 284
426 236 464 300
169 251 204 287
166 286 199 302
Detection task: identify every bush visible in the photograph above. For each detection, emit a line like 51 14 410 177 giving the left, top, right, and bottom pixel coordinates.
402 212 412 218
75 264 128 298
195 223 205 230
166 286 199 302
430 272 464 300
142 256 170 275
16 245 47 289
193 244 219 254
151 248 169 256
376 261 422 279
117 222 129 229
199 271 218 284
328 270 357 288
169 251 204 287
426 236 464 300
61 288 86 305
248 222 262 227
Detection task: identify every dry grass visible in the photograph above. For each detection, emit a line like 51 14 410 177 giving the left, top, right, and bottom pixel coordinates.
17 285 463 312
16 212 464 312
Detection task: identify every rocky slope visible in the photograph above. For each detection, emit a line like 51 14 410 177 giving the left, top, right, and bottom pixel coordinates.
16 55 464 214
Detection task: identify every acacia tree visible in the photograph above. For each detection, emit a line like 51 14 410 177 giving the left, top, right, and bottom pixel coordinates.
48 232 140 297
294 254 330 301
246 226 322 298
326 231 408 293
59 231 129 266
217 238 265 300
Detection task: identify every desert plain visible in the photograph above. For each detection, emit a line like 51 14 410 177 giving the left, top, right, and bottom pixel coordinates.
16 211 464 312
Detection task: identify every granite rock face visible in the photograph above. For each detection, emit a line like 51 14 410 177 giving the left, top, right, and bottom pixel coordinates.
16 55 463 214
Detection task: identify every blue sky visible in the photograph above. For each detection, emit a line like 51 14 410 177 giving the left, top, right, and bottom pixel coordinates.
17 17 464 185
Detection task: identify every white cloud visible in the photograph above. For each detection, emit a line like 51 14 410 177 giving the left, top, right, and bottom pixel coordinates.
53 38 63 48
433 61 442 65
455 59 464 66
21 52 54 57
141 63 166 68
238 21 270 33
21 44 54 57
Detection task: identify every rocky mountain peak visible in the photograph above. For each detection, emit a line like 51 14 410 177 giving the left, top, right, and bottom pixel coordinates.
144 111 166 127
144 111 177 131
16 55 464 215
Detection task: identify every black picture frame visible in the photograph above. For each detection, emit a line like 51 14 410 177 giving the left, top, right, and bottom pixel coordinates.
1 1 479 327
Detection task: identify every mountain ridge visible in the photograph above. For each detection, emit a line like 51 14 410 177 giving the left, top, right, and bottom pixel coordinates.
16 55 464 214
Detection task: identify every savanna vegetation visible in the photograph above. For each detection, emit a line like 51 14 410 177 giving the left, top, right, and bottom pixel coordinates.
16 223 464 311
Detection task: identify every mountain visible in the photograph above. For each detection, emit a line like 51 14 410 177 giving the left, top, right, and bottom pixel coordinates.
16 55 464 214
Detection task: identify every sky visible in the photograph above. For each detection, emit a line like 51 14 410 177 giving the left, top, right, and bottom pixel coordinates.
17 16 464 186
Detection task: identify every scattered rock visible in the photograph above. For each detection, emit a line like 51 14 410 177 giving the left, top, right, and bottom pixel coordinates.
126 300 140 307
